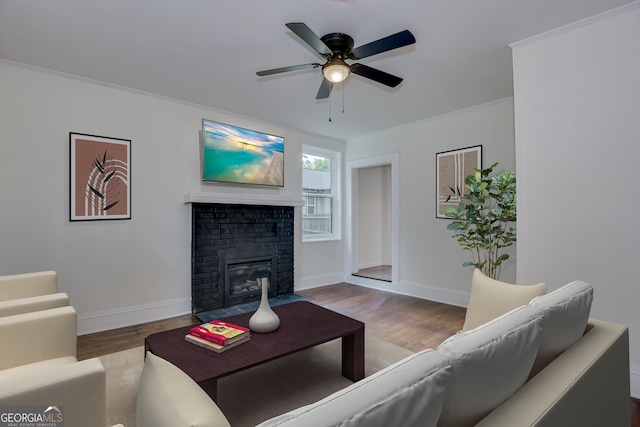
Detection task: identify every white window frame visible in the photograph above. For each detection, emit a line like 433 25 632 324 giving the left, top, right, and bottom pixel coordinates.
302 145 341 242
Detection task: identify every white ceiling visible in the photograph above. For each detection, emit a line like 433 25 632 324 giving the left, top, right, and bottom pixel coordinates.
0 0 633 141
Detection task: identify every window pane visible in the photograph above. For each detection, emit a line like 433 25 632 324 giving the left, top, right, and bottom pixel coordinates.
305 196 316 215
302 154 332 237
302 195 331 235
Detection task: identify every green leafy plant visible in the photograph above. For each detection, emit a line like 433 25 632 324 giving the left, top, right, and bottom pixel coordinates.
445 162 516 279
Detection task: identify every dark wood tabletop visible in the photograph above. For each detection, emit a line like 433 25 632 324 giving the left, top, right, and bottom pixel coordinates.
144 301 365 400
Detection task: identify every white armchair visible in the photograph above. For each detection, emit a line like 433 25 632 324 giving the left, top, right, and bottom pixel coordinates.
0 271 58 300
0 292 69 317
0 271 69 316
0 306 113 427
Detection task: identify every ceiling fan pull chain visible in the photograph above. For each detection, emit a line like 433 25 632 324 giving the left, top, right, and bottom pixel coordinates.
329 95 332 122
342 83 345 114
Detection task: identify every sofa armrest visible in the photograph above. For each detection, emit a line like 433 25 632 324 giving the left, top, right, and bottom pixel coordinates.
0 357 106 427
137 352 231 427
0 271 57 301
0 306 77 370
0 293 69 317
476 318 630 427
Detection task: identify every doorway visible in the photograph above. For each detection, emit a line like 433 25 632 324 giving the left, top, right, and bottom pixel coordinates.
346 153 400 290
352 165 392 282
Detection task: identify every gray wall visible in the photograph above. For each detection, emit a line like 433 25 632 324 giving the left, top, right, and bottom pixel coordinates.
511 4 640 396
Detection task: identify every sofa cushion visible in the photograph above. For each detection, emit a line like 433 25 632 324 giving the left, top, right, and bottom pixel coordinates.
462 268 546 331
528 280 593 376
136 352 231 427
436 304 545 427
257 349 451 427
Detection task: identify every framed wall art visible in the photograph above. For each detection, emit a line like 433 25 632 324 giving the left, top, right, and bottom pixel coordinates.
436 145 482 218
70 133 131 221
201 119 284 187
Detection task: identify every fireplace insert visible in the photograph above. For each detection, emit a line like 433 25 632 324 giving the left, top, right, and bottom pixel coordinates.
220 246 277 307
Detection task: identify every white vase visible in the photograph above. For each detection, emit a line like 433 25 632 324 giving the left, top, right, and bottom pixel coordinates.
249 278 280 333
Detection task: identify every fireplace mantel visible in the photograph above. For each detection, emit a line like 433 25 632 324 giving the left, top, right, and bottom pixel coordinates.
184 193 304 207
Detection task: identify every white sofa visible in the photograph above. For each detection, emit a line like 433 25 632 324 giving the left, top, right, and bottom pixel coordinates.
136 280 631 427
0 306 121 427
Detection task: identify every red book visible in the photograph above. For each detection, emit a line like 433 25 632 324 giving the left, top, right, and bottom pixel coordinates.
185 334 250 353
189 320 250 346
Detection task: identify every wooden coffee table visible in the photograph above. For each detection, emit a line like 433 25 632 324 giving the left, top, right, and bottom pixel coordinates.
144 301 365 401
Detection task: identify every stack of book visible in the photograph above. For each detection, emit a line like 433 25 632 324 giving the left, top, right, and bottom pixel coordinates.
185 320 250 353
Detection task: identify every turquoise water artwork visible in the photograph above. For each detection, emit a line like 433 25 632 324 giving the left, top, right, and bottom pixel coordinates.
202 120 284 187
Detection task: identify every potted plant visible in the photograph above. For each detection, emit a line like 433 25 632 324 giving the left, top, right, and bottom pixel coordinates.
445 162 516 280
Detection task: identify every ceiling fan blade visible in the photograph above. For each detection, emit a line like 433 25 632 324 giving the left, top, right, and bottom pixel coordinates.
316 78 333 100
286 23 332 56
350 63 403 87
256 63 321 76
350 30 416 60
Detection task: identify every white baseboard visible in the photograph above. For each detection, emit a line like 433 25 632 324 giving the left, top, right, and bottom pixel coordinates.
77 297 191 335
294 273 345 291
345 274 399 293
631 364 640 399
341 276 470 307
398 280 469 308
298 271 472 307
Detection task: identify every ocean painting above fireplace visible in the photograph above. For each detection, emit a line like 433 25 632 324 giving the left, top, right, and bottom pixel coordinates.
202 119 284 187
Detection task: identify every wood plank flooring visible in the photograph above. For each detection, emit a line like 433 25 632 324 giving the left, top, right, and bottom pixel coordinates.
77 313 200 361
300 282 465 352
353 265 392 282
76 282 639 425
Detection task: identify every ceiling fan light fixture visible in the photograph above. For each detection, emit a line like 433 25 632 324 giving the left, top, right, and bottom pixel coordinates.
323 57 350 83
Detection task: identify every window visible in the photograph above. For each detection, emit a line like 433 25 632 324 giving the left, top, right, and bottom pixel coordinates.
302 146 341 241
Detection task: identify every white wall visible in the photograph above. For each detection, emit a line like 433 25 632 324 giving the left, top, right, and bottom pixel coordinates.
0 62 344 334
346 99 516 305
511 3 640 396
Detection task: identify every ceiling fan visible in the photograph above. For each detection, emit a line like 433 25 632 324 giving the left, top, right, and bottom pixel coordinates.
256 23 416 100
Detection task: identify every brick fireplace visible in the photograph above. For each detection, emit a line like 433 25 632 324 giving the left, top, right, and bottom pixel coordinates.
190 199 297 314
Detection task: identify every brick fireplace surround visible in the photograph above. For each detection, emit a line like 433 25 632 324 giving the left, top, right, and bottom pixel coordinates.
189 195 301 314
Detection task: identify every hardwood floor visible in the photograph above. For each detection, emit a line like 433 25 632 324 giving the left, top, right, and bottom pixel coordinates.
353 265 392 282
77 282 639 425
77 313 200 361
300 282 465 352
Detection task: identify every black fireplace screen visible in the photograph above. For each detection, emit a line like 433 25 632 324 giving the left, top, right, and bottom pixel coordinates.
220 246 277 307
226 258 273 305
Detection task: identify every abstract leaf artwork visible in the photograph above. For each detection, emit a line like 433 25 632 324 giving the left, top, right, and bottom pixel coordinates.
70 133 131 221
436 145 482 218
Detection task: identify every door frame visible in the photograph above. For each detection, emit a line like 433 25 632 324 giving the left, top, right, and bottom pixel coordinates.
345 153 400 290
